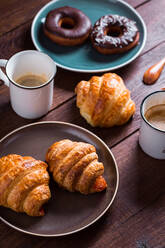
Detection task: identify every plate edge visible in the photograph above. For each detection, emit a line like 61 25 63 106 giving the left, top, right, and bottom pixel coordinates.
31 0 147 73
0 121 119 237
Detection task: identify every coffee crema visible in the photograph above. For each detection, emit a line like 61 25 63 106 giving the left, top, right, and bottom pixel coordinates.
144 104 165 131
16 74 47 87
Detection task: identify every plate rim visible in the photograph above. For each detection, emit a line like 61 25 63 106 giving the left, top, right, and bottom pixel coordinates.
0 121 119 237
31 0 147 73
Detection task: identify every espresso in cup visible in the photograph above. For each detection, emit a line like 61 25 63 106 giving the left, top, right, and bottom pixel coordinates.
0 50 56 119
144 104 165 131
16 74 48 87
139 91 165 159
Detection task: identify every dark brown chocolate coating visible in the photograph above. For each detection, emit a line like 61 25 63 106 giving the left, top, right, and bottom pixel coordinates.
44 6 92 39
91 15 139 49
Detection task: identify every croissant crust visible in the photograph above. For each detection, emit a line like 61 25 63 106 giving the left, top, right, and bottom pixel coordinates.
0 154 51 216
75 73 135 127
46 139 107 195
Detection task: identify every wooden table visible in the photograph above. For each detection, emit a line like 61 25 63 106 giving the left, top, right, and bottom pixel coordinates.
0 0 165 247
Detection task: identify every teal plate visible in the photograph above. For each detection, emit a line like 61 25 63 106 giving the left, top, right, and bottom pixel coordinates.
31 0 147 73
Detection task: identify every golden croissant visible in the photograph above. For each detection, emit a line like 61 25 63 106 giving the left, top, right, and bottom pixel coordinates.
46 139 107 195
0 154 51 216
75 73 136 127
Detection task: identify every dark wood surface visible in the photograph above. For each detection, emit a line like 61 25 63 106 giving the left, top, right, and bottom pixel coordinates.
0 0 165 247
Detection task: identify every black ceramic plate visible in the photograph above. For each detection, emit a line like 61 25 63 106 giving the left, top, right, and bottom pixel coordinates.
0 121 119 237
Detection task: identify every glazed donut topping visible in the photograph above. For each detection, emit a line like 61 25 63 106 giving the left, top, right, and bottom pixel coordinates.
91 15 139 49
44 6 92 45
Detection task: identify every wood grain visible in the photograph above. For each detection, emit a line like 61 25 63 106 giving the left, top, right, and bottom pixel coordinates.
0 0 164 123
138 0 165 53
0 1 164 247
0 0 160 60
0 132 164 248
0 0 147 37
0 0 158 60
42 42 165 147
0 0 50 36
127 0 151 8
0 0 156 59
0 0 162 124
1 41 165 146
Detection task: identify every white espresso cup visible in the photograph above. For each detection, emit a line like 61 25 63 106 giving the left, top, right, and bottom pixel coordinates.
139 91 165 159
0 50 56 119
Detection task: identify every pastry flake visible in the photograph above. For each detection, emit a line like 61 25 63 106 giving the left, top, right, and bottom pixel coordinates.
46 139 107 195
75 73 135 127
0 154 51 216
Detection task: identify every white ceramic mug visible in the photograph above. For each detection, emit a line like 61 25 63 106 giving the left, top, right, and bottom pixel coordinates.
0 50 56 119
139 91 165 159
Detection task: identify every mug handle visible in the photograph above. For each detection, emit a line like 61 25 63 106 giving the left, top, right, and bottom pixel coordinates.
0 59 10 87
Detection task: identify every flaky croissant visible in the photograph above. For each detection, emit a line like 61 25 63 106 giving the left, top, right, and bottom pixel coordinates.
0 154 51 216
75 73 135 127
46 139 107 195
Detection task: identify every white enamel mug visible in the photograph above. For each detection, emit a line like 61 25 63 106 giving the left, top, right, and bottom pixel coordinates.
139 91 165 160
0 50 56 119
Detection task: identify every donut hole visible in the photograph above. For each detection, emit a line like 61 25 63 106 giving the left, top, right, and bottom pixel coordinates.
59 17 75 29
106 26 123 37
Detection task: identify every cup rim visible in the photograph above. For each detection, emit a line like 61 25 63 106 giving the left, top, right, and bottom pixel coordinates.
140 90 165 133
6 50 56 90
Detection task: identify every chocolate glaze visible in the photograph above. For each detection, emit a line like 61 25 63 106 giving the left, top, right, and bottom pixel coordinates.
44 6 92 39
91 15 139 49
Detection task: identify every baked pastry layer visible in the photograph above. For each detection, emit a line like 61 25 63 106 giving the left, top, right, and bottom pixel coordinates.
75 73 136 127
46 139 107 195
0 154 51 216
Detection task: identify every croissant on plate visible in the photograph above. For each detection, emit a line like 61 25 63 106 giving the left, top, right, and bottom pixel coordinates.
46 139 107 195
0 154 51 216
75 73 136 127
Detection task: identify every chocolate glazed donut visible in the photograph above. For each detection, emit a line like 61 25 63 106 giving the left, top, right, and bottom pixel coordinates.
91 15 140 54
44 6 92 46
